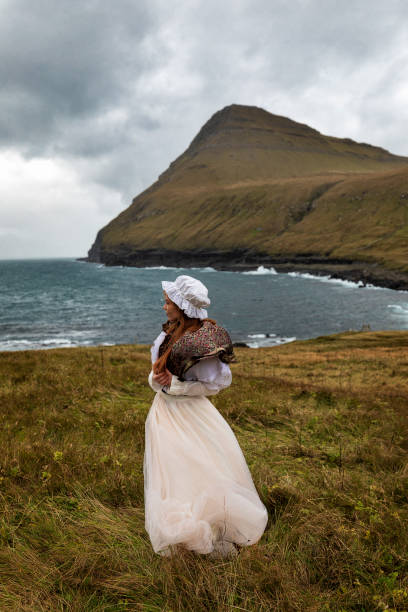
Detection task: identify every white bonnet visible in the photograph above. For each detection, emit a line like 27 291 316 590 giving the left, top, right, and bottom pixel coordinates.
162 275 210 319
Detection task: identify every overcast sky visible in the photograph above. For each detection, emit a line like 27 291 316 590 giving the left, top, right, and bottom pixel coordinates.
1 0 407 259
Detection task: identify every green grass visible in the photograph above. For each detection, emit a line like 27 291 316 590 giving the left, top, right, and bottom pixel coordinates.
1 331 408 610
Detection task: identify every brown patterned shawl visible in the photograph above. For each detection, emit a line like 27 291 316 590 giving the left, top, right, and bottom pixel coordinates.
158 320 235 381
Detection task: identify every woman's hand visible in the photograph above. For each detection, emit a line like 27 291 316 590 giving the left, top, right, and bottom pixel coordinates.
153 368 173 387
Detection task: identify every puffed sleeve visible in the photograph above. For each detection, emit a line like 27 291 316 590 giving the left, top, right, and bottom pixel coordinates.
148 331 167 392
150 330 167 364
164 357 232 396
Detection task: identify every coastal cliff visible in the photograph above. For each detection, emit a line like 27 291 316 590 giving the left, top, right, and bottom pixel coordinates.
86 104 408 289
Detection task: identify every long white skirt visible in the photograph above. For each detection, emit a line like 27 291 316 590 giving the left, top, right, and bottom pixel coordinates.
144 389 268 555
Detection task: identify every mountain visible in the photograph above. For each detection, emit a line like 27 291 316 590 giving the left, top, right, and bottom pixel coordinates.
86 104 408 288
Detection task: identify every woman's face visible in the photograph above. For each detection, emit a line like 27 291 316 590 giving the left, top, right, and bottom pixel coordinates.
163 292 179 322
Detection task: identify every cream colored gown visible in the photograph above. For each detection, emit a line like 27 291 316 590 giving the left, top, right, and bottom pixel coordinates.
144 331 268 556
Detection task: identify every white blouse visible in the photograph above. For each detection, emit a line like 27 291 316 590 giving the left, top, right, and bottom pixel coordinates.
148 330 232 396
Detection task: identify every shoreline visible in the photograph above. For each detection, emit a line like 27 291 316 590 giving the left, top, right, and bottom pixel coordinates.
0 334 296 353
79 250 408 291
2 329 408 354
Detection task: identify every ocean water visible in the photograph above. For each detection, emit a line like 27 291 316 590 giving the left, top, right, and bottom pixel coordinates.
0 258 407 351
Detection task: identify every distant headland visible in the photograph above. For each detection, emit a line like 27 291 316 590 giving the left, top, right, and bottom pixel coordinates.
82 104 408 290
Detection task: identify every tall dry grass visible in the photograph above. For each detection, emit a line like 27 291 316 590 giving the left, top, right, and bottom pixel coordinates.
0 331 407 610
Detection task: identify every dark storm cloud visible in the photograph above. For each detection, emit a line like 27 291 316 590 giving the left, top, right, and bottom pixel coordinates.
0 0 155 153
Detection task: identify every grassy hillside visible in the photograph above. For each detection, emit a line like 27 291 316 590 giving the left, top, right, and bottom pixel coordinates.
88 105 408 277
99 167 408 274
162 104 408 186
1 332 408 610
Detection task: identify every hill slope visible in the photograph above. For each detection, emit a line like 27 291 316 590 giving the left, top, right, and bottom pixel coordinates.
86 104 408 288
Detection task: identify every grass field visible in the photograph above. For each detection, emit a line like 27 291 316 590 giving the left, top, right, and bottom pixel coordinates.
1 331 408 611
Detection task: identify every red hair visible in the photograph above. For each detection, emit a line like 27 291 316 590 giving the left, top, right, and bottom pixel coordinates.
153 299 216 374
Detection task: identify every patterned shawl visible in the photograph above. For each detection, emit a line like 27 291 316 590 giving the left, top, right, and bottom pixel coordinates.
158 320 235 380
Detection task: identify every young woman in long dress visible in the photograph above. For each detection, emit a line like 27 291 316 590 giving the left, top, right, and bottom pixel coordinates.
144 275 268 556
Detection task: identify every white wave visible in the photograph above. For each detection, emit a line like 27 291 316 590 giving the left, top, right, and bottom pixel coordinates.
287 271 406 291
248 333 266 338
0 338 77 351
0 337 116 352
288 271 364 288
247 335 296 348
41 338 75 345
288 271 315 279
327 278 365 288
0 339 33 347
242 265 278 275
388 304 408 316
364 284 387 291
189 266 216 272
145 265 179 270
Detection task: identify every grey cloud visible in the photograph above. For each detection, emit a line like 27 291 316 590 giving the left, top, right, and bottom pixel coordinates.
0 0 155 152
1 0 408 259
187 0 408 96
2 0 408 156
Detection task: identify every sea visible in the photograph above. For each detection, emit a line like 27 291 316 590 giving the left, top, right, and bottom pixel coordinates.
0 258 407 351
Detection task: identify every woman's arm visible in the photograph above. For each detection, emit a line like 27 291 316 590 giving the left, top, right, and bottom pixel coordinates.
164 377 222 396
149 368 213 395
148 370 165 393
148 332 232 397
164 358 232 396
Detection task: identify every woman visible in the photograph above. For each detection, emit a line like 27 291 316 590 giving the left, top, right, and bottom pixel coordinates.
144 275 268 556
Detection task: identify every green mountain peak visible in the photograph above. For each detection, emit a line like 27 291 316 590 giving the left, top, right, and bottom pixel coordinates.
86 104 408 288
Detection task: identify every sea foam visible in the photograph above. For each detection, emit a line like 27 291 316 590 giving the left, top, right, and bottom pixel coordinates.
288 271 364 288
144 265 179 270
388 304 408 316
246 334 296 348
242 266 278 275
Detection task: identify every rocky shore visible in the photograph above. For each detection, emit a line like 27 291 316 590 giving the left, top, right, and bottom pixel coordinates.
79 248 408 291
